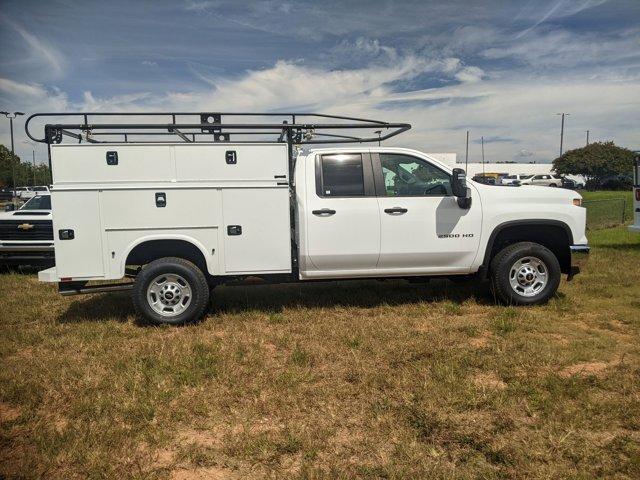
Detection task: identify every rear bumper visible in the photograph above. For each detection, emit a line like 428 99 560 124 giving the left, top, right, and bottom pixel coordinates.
568 244 589 280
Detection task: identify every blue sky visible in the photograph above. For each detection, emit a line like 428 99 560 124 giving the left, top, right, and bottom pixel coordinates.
0 0 639 165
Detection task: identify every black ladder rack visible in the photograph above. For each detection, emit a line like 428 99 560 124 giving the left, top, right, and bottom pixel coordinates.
25 111 411 146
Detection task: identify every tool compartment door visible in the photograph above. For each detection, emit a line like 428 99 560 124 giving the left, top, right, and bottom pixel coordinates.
222 188 291 274
51 190 105 278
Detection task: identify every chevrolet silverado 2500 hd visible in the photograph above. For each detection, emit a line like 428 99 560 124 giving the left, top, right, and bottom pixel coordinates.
27 112 589 325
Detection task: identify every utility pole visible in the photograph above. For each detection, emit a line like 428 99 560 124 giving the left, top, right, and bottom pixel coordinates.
32 150 36 185
586 130 589 146
1 111 25 205
481 136 485 176
556 113 569 157
465 130 469 172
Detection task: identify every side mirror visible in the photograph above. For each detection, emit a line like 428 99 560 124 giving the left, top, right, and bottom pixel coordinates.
451 168 467 197
5 204 16 211
451 168 472 209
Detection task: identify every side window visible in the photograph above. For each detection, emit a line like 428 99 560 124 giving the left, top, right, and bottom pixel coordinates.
319 153 365 197
379 153 452 197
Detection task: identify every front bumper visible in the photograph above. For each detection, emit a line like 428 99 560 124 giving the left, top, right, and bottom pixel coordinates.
568 244 589 280
0 244 55 265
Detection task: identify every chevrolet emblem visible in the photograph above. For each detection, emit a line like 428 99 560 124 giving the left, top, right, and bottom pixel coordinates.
17 223 35 230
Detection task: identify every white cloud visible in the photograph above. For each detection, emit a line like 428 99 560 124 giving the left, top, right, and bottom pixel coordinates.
0 15 65 78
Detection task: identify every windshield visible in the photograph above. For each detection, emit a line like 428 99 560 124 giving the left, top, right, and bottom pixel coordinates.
20 195 51 210
505 175 516 179
33 186 48 191
520 175 534 179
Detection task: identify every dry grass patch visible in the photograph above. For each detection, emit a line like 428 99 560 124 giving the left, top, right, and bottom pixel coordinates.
1 226 640 478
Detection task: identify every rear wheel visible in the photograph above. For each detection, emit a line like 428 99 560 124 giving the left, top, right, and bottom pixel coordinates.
132 257 209 325
490 242 560 305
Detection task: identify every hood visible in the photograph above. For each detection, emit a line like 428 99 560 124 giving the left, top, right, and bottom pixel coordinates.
0 210 52 221
472 182 581 203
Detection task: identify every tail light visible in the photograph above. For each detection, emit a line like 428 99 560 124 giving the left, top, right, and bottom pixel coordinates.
636 188 640 201
572 198 582 207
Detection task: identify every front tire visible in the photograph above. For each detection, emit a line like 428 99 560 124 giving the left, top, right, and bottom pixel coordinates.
490 242 561 305
132 257 210 325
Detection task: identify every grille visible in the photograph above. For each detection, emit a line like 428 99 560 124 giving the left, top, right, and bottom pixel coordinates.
0 220 54 241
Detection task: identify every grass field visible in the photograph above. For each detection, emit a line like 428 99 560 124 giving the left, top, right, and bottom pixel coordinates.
581 190 634 230
1 226 640 478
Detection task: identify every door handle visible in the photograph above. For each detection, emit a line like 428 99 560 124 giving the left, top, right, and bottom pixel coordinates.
384 207 408 214
312 208 336 216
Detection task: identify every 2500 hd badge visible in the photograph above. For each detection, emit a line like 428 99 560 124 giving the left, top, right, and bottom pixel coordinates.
438 233 475 238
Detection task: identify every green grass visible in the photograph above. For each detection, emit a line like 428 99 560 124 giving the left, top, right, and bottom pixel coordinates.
1 226 640 479
580 190 634 230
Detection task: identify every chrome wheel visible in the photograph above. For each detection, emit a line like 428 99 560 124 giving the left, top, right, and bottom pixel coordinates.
146 273 192 317
509 256 548 297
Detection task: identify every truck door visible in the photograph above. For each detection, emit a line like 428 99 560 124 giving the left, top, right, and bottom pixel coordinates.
304 152 380 273
372 152 481 273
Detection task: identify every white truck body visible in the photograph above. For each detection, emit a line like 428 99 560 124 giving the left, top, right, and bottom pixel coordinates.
39 143 587 283
27 111 588 324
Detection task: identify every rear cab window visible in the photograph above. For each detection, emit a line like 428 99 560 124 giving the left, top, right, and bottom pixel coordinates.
316 153 375 197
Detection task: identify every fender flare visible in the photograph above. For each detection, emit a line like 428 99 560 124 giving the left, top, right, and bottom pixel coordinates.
119 234 214 277
479 219 574 278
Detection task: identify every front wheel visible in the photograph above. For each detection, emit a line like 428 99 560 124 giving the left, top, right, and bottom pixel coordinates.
132 257 210 325
490 242 561 305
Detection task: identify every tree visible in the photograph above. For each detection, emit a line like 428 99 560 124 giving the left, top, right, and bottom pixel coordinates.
553 142 635 189
0 144 51 189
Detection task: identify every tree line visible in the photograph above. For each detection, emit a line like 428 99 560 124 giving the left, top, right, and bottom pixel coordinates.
0 144 52 189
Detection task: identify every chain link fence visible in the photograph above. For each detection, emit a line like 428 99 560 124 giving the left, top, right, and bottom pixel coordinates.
583 197 631 230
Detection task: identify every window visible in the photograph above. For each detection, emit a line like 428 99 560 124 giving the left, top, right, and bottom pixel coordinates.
33 186 48 192
505 175 516 179
20 195 51 210
319 153 365 196
380 154 451 197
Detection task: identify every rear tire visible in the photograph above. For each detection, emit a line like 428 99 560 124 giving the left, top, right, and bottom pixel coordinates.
490 242 560 305
132 257 209 325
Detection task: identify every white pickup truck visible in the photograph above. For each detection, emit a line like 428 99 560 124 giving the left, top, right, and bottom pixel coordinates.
27 112 589 325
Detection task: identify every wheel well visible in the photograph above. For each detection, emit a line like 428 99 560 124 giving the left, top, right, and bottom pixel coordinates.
484 223 572 275
125 240 208 273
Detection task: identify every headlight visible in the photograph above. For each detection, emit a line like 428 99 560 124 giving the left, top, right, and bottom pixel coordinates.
572 198 582 207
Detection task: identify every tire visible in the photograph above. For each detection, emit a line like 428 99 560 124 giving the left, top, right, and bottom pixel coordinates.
132 257 210 325
490 242 561 305
549 183 557 187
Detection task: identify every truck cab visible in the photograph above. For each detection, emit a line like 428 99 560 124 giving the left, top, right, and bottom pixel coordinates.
296 148 587 281
28 112 588 325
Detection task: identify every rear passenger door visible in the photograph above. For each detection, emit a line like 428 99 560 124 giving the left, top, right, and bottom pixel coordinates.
304 152 380 273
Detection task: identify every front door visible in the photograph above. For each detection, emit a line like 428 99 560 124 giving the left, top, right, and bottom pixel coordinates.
373 152 481 273
304 152 380 273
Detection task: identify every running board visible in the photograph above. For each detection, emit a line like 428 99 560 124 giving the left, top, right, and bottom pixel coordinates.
59 281 134 296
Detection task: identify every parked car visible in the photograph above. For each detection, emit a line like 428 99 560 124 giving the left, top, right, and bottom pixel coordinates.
30 111 588 325
14 186 31 199
561 178 584 190
20 185 50 201
471 174 496 185
501 174 533 185
598 174 633 191
520 174 563 187
0 189 13 201
0 194 54 267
